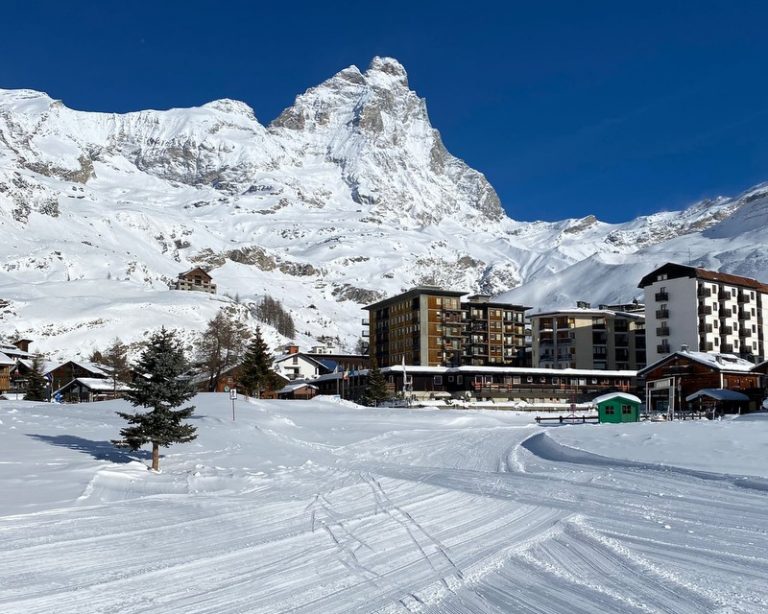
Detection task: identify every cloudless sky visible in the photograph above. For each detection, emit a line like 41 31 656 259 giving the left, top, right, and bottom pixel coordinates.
2 1 767 223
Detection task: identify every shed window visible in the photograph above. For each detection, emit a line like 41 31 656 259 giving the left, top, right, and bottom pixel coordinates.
621 405 632 414
605 407 615 415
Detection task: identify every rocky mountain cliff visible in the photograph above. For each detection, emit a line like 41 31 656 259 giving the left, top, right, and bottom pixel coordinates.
0 57 766 357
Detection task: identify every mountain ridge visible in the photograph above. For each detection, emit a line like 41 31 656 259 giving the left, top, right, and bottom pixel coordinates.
0 56 766 358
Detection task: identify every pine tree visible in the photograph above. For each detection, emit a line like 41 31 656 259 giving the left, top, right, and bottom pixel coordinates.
112 328 197 471
238 327 278 398
24 354 49 402
364 359 388 406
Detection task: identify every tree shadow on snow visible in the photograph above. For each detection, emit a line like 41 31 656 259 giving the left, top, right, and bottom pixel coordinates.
27 434 152 464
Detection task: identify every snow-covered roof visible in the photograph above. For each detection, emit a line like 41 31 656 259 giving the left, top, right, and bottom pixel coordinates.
0 351 15 366
54 378 131 394
278 382 318 394
640 350 756 375
592 392 642 405
43 360 108 377
685 388 750 402
385 365 637 377
531 308 644 320
273 353 326 369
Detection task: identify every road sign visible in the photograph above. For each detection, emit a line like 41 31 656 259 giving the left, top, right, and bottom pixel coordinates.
230 389 237 400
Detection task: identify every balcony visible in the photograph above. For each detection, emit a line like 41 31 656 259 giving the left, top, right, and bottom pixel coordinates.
718 291 732 301
722 344 734 353
721 308 733 318
741 329 752 338
739 310 752 321
722 326 733 335
361 318 370 325
656 327 670 337
698 305 712 316
655 309 670 319
657 344 671 354
697 287 712 298
655 291 669 301
738 292 748 304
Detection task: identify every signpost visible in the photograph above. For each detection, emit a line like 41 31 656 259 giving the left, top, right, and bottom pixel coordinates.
230 388 237 421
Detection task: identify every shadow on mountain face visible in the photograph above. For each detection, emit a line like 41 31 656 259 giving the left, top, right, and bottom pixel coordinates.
27 434 152 463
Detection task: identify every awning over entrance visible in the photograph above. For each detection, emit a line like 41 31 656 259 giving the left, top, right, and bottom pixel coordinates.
685 388 749 402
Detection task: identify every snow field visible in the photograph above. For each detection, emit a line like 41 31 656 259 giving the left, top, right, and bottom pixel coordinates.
1 396 767 613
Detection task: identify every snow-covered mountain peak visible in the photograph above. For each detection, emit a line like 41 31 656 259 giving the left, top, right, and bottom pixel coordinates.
365 56 409 87
1 61 768 357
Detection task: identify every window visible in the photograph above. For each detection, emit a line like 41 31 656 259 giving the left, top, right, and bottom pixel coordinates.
448 375 454 383
436 297 442 305
292 356 298 364
433 376 443 386
552 377 559 385
539 376 547 383
605 406 615 415
512 376 521 385
591 378 598 384
621 405 632 415
526 376 534 383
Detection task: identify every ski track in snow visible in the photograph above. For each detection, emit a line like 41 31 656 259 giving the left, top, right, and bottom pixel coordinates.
1 396 767 613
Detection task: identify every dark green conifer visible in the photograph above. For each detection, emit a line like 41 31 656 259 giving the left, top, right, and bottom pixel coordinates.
24 354 49 402
113 327 196 471
238 327 278 398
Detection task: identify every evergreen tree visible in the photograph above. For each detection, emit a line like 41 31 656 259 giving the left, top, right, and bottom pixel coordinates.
112 328 197 471
24 354 49 402
363 359 388 406
238 327 278 398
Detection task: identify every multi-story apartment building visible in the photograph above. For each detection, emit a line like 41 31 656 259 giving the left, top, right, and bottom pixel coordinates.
364 287 529 367
463 295 528 366
639 263 768 365
530 302 646 370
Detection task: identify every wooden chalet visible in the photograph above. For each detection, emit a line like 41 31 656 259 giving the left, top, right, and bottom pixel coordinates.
54 378 131 403
639 350 763 414
277 382 318 400
174 267 217 294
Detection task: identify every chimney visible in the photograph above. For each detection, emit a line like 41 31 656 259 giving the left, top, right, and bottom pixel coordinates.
13 339 32 353
287 344 299 355
680 344 689 352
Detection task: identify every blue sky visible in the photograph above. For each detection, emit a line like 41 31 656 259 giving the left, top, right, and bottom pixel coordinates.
2 1 767 223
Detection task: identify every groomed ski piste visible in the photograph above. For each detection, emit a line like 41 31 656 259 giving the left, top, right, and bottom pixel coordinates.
2 395 767 613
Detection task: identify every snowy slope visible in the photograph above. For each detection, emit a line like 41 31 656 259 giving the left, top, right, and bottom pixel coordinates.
1 58 767 356
1 395 767 613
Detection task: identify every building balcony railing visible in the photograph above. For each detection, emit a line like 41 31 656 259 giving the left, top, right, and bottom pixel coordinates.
718 291 732 301
698 305 712 316
741 329 752 338
656 327 670 337
722 344 734 353
738 292 748 304
698 287 712 298
657 344 671 354
655 291 669 301
361 318 369 325
655 309 670 319
739 310 752 321
722 326 733 335
721 308 733 318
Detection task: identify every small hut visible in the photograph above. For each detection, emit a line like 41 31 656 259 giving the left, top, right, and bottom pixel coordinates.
593 392 642 424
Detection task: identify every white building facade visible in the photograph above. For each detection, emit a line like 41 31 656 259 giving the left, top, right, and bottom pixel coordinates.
639 263 768 365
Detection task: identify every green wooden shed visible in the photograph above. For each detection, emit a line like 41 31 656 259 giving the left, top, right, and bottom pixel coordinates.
592 392 642 424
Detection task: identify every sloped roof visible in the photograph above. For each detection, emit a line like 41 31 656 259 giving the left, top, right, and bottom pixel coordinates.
0 351 15 366
278 382 319 394
639 350 756 376
638 262 768 292
685 388 750 402
592 392 642 405
54 378 131 395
